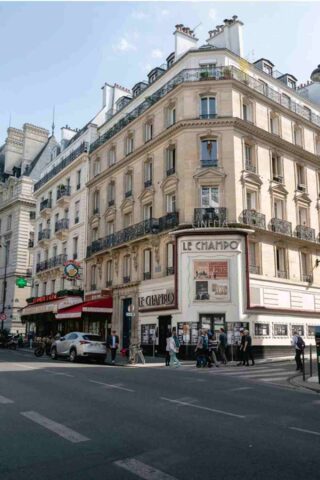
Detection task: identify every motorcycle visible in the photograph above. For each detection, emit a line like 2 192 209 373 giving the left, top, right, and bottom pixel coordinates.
0 334 18 350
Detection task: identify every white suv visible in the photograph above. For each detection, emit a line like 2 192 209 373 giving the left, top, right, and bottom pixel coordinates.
51 332 107 363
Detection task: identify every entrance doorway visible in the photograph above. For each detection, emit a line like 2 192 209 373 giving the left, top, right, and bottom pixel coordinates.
122 298 132 348
199 313 225 339
158 315 172 354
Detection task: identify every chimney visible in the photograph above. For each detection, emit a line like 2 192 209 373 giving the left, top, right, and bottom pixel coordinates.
174 24 198 60
207 15 244 57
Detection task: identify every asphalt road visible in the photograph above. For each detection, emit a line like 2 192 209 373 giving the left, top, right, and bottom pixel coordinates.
0 350 319 480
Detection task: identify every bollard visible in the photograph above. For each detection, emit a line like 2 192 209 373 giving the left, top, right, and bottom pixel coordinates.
302 349 306 381
310 344 313 378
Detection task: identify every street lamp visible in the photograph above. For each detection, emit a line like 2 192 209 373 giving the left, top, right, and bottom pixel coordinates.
0 241 9 331
311 65 320 83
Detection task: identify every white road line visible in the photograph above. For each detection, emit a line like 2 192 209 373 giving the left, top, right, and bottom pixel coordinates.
20 411 90 443
161 397 245 419
239 371 289 379
229 387 253 392
289 427 320 437
260 376 291 382
44 370 74 378
0 394 14 404
89 380 134 392
12 363 37 370
114 458 178 480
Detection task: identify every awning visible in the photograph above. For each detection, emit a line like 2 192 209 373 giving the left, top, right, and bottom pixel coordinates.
21 296 83 317
56 297 113 320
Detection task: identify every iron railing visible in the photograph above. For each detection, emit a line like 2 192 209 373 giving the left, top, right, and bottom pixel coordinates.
249 265 261 274
125 190 132 198
28 239 34 248
245 162 257 173
158 212 179 231
302 274 313 283
166 267 175 276
40 199 52 211
242 210 266 229
166 167 175 176
123 276 131 284
277 270 288 279
144 179 153 188
36 254 67 273
201 159 218 168
57 185 71 201
295 225 316 242
108 199 115 207
90 66 320 155
38 229 50 241
270 218 292 236
34 142 89 191
55 218 69 233
193 208 227 227
143 272 151 280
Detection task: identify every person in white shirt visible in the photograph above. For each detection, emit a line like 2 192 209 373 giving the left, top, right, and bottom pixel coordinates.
107 330 119 364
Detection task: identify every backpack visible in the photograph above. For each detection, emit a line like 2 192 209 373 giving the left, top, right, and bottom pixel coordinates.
296 336 305 350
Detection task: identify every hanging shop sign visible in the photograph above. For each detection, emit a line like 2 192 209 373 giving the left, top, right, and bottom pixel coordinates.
16 277 28 288
64 260 81 280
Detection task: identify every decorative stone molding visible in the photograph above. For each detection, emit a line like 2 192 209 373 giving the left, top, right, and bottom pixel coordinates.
241 171 263 187
120 197 134 212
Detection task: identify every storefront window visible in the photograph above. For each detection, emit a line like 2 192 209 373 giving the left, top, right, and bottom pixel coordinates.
274 324 288 336
292 325 304 336
308 325 316 337
254 323 270 336
141 324 157 345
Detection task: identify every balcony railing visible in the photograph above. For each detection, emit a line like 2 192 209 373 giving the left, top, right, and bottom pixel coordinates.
87 214 179 257
108 199 115 207
144 179 152 188
57 185 71 201
143 272 151 280
242 210 266 229
201 159 218 168
166 267 175 276
93 208 100 215
295 225 316 242
245 162 256 173
200 113 217 119
106 280 112 287
123 276 131 284
90 66 320 156
166 167 175 177
38 229 50 241
193 208 227 227
40 199 52 211
277 270 288 279
34 142 89 191
36 254 67 273
28 239 34 248
302 274 313 283
125 190 132 198
270 218 292 236
249 265 261 274
55 218 69 233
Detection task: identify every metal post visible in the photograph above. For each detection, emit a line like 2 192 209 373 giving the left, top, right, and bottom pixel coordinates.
302 349 306 381
1 242 8 331
310 344 313 378
231 342 234 363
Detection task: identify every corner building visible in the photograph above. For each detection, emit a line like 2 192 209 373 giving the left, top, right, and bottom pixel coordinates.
86 18 320 357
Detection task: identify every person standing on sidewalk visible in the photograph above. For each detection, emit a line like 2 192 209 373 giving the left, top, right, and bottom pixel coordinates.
208 333 219 368
169 329 180 367
292 330 305 371
237 329 245 366
107 330 119 364
218 328 228 365
165 331 171 366
243 329 255 366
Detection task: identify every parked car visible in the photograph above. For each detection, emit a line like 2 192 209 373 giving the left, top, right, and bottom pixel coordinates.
51 332 106 363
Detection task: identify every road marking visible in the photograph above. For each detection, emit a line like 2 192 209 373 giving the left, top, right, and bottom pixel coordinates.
0 394 14 404
20 411 90 443
240 371 289 379
260 376 290 382
44 370 74 378
229 387 253 392
215 368 288 376
12 363 37 370
289 427 320 437
161 397 245 419
89 380 134 392
114 458 178 480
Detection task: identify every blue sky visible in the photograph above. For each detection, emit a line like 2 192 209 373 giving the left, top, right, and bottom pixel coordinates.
1 1 320 144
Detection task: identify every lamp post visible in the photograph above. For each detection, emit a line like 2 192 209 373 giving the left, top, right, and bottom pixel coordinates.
0 241 9 331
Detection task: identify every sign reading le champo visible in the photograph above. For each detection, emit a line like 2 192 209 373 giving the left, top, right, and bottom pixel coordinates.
182 239 240 252
139 291 175 309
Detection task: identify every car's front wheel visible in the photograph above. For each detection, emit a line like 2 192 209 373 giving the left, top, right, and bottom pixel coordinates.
69 348 78 363
51 347 58 360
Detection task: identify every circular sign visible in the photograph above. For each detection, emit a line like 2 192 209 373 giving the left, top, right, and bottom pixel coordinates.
64 261 80 279
0 313 7 321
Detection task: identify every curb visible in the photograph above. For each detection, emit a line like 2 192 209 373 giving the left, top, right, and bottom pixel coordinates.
288 373 320 394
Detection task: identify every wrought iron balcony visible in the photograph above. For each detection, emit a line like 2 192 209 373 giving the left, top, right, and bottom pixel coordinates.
201 159 218 168
28 239 34 248
38 229 50 242
34 141 89 192
270 218 292 236
125 190 132 198
295 225 315 242
200 113 217 119
108 199 115 207
166 267 175 276
90 66 320 156
193 208 227 227
36 254 67 273
242 210 266 229
277 270 288 279
57 185 71 201
158 212 179 231
249 265 261 274
55 218 69 233
245 162 256 173
144 179 152 188
105 280 112 287
40 199 52 212
93 208 100 215
143 272 151 280
123 276 131 284
302 274 313 283
272 175 284 183
166 167 175 177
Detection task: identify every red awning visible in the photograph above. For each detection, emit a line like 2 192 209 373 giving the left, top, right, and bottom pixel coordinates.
56 297 113 320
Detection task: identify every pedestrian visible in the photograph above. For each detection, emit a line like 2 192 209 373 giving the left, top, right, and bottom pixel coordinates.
165 330 171 366
292 330 305 371
195 330 208 368
107 330 119 364
208 333 219 368
218 327 228 364
169 329 180 367
243 329 255 366
237 329 245 366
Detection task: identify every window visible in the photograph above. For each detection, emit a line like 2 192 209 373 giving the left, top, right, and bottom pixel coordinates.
0 219 1 233
64 208 69 220
263 63 272 75
145 123 153 142
293 125 303 147
316 137 320 156
7 214 12 231
201 140 217 167
248 242 260 274
62 241 67 256
106 221 114 236
93 160 100 177
126 136 134 155
274 324 288 336
92 228 98 242
288 78 296 90
108 147 116 167
74 201 80 224
301 252 311 282
246 190 257 210
270 113 280 135
34 284 39 297
124 212 133 228
272 153 283 182
51 279 56 294
93 191 100 214
107 182 115 206
167 106 176 126
244 144 254 171
106 260 113 287
292 325 304 336
273 198 284 220
201 186 219 208
123 255 131 282
52 245 57 258
166 243 175 275
73 237 78 260
296 165 306 190
166 147 176 175
276 247 287 278
43 282 47 296
143 203 153 220
308 325 315 337
125 173 133 196
255 323 270 336
282 94 291 108
200 97 216 119
37 252 41 264
143 249 152 280
303 106 311 121
242 101 253 122
76 170 81 189
166 193 176 213
91 265 97 290
298 206 308 226
144 161 152 187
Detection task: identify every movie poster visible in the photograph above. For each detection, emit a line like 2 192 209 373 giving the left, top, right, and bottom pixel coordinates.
193 260 229 302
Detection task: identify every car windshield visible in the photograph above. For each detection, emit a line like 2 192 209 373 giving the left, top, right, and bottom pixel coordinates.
82 335 103 342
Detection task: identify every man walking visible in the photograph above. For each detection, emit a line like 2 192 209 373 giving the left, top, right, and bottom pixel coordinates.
243 329 255 366
218 328 228 364
292 330 305 371
169 329 180 367
107 330 119 364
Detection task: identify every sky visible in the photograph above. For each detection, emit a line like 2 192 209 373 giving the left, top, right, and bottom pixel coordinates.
1 1 320 144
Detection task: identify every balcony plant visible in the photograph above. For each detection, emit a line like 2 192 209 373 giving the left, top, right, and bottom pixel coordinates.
200 71 209 80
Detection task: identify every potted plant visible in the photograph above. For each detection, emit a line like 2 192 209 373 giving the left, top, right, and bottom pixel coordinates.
200 71 209 80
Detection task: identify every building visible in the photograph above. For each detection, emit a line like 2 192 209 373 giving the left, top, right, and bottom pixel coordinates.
0 123 58 332
85 16 320 357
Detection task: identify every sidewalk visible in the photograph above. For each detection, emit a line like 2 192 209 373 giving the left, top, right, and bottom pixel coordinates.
290 373 320 393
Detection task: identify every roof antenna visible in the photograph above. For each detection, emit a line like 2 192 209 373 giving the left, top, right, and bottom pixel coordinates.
51 106 55 136
192 22 202 33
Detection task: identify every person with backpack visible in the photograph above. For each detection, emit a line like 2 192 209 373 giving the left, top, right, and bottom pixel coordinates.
195 329 208 368
292 330 305 371
218 327 228 364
